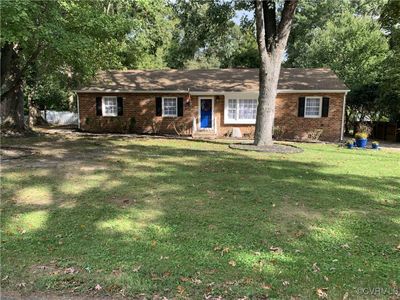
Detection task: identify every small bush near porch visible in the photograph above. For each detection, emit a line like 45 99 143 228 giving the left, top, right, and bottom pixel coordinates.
1 134 399 299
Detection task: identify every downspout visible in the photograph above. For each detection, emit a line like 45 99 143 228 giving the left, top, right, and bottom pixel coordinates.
340 91 348 141
76 92 81 129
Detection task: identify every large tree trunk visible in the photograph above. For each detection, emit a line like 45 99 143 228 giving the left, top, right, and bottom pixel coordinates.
254 53 282 146
0 81 25 131
1 42 26 131
254 0 297 146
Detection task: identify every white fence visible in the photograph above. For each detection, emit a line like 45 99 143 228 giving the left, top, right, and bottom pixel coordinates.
41 110 78 125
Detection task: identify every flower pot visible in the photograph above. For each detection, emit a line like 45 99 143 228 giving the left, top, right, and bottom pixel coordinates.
356 138 368 148
372 144 379 149
346 143 354 149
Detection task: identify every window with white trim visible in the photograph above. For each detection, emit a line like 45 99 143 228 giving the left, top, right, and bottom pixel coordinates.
102 96 117 117
162 97 177 117
225 98 257 124
304 97 322 118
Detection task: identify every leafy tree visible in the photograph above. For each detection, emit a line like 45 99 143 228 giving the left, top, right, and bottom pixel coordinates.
290 12 389 88
166 0 235 68
378 0 400 121
254 0 298 146
1 0 131 130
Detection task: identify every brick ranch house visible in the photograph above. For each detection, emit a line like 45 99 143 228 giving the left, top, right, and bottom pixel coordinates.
76 68 349 142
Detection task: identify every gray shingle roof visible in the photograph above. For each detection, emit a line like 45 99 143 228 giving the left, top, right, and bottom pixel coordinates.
78 68 348 92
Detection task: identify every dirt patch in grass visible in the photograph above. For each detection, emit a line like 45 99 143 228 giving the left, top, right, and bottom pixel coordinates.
1 146 36 160
229 143 303 153
270 200 324 233
108 196 138 207
29 264 81 276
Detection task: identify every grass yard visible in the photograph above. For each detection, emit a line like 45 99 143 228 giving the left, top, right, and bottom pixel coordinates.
1 133 399 299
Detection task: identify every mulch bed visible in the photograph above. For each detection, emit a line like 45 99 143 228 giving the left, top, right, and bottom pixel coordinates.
229 142 303 153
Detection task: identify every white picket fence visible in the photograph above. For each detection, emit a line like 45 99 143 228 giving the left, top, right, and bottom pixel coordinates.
41 110 78 125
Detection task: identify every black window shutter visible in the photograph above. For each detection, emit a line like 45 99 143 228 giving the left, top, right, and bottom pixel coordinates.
298 97 305 117
117 97 123 116
155 97 162 116
322 97 330 117
96 97 102 116
177 97 184 116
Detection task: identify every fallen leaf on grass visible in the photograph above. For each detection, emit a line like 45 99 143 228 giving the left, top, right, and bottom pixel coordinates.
180 277 190 282
261 283 272 290
221 247 230 256
163 271 171 278
192 278 202 285
323 276 329 282
177 285 185 295
341 244 350 249
312 262 320 272
269 246 283 254
64 267 78 274
95 284 102 291
16 282 26 288
132 265 141 272
228 260 237 267
316 288 328 299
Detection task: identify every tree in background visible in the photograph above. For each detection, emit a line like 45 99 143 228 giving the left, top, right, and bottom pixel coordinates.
285 0 399 130
254 0 298 146
166 0 235 69
1 0 131 130
379 0 400 121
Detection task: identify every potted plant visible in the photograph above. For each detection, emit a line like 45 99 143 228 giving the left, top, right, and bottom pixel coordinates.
355 132 368 148
345 139 355 149
354 123 372 148
372 141 380 149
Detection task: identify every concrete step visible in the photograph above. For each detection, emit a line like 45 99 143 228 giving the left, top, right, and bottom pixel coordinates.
192 131 217 139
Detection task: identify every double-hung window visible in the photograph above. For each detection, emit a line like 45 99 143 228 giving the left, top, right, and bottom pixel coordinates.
102 96 118 117
225 95 257 124
304 97 322 118
162 97 177 117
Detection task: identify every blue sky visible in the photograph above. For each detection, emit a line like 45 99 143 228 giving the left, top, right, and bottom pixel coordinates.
233 9 253 24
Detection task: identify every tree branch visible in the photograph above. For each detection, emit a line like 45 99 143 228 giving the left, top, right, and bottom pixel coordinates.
263 0 277 53
255 0 268 65
277 0 298 48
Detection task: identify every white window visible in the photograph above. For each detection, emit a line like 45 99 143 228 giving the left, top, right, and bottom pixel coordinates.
228 99 237 120
224 95 258 124
162 97 177 117
304 97 322 118
102 96 117 117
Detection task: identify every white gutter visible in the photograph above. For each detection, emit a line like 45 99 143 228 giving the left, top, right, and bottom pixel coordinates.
340 91 348 141
74 89 350 94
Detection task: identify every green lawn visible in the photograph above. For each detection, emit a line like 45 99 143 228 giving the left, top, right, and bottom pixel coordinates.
1 134 399 299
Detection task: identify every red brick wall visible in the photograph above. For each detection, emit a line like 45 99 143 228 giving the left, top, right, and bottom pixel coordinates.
274 93 345 142
78 92 345 141
78 93 197 135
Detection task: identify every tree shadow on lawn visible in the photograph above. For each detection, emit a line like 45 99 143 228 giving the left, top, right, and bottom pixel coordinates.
1 136 399 299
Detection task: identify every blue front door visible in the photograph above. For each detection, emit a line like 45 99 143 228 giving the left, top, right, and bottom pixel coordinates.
200 99 212 128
